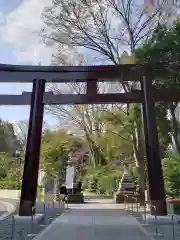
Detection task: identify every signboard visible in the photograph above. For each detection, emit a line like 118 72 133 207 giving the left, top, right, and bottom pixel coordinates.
38 169 45 185
65 165 75 189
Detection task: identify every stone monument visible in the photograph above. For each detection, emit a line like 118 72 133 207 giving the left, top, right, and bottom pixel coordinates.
115 165 136 203
65 153 84 203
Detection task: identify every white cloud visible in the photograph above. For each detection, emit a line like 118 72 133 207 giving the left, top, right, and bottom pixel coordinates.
0 0 92 65
0 0 57 64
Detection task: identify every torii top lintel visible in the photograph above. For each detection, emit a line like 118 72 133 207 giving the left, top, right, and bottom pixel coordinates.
0 62 178 105
0 62 170 83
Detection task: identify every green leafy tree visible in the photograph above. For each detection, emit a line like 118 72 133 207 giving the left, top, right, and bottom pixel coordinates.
96 105 146 202
82 166 123 195
41 129 84 184
0 120 20 154
0 153 11 179
135 21 180 155
164 154 180 197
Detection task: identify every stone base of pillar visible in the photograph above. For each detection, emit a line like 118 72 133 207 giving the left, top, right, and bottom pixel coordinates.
19 200 33 216
67 193 84 203
150 199 167 216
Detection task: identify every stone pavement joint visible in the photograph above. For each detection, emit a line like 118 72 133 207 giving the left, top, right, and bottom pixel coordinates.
35 202 152 240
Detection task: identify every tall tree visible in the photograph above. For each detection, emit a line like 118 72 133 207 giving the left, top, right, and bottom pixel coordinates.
42 0 171 64
135 21 180 155
47 82 113 167
0 120 20 154
41 129 84 181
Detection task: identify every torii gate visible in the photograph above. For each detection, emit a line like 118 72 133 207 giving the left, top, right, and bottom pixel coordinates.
0 62 177 216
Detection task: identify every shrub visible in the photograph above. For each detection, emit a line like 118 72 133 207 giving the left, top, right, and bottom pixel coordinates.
96 175 116 195
0 167 7 179
87 174 99 192
82 166 123 195
82 172 99 192
0 180 19 189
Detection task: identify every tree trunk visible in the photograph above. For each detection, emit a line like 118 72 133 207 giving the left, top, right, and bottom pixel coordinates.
133 147 145 206
132 127 145 206
170 105 180 155
136 161 145 206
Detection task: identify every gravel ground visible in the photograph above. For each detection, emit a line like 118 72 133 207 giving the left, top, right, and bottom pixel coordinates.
0 199 17 240
0 214 15 240
127 205 180 240
0 202 64 240
0 197 95 240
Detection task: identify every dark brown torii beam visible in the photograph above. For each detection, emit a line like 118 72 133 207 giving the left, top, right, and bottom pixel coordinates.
0 62 170 82
0 89 179 105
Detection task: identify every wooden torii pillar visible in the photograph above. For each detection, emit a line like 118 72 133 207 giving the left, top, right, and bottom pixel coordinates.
141 75 167 216
19 79 46 216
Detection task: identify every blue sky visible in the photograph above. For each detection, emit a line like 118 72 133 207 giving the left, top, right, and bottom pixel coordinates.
0 0 57 127
0 0 21 13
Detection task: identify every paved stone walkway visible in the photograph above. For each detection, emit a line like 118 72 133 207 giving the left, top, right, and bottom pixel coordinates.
35 201 152 240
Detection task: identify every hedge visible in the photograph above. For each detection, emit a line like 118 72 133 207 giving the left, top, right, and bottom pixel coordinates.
0 180 19 189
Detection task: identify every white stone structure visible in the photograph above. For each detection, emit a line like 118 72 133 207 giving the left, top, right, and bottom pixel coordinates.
38 169 45 185
65 165 75 189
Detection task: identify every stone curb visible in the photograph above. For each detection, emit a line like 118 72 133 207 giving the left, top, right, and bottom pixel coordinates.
0 200 17 222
